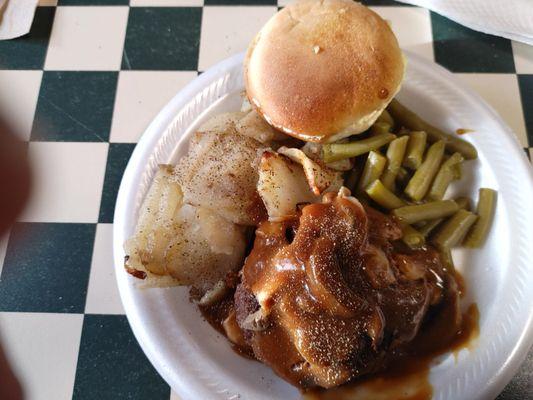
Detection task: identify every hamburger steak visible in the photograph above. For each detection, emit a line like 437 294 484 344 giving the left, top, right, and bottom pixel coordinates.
234 191 459 388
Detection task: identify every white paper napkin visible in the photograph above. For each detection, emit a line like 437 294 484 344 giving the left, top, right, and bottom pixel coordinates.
0 0 39 40
399 0 533 45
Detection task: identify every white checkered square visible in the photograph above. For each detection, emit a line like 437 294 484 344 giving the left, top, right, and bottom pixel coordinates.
110 71 196 143
198 6 277 71
85 223 125 315
457 73 528 148
20 142 108 223
370 6 434 61
0 71 42 141
512 41 533 74
0 312 83 400
45 7 129 71
131 0 204 5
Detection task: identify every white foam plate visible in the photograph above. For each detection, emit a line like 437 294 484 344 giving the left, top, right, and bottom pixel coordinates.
113 52 533 400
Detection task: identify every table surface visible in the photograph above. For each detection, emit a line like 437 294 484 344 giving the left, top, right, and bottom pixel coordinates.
0 1 531 400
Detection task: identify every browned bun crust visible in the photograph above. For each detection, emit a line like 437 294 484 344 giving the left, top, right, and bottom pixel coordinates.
244 0 405 143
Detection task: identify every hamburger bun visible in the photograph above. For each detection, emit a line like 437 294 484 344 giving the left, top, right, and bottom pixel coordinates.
244 0 405 143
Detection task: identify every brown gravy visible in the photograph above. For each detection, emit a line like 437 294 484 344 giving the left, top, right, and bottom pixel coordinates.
303 303 479 400
198 197 479 399
200 294 234 336
200 292 255 359
200 282 479 400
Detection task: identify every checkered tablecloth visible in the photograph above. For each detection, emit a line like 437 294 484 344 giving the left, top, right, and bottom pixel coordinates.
0 1 531 399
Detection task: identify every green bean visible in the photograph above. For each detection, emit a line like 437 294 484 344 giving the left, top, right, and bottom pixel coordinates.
396 167 411 188
427 152 464 200
398 126 411 136
365 179 407 210
387 99 478 160
451 162 462 180
403 131 427 170
376 109 395 128
322 133 396 163
432 209 478 249
381 136 409 190
454 196 471 211
413 198 470 236
401 224 426 249
371 122 392 136
439 248 455 270
441 154 463 180
357 151 387 193
393 200 458 224
464 188 498 248
416 218 443 237
405 140 446 201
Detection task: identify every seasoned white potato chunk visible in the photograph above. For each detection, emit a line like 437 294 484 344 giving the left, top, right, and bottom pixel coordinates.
257 151 317 221
235 109 288 144
197 111 246 134
198 109 287 144
197 207 247 255
173 131 266 225
277 146 342 195
124 165 247 289
124 165 183 277
163 204 246 287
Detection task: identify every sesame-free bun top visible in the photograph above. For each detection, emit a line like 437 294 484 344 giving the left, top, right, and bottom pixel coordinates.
244 0 405 143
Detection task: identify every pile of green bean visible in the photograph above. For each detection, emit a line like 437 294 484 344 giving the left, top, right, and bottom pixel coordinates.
322 100 497 263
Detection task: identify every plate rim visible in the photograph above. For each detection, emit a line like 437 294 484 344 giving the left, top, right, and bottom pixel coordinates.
113 51 533 400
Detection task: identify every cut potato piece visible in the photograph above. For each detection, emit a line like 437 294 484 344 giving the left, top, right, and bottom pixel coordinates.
241 97 252 112
199 280 229 306
197 109 287 144
124 165 183 277
223 309 247 347
278 146 342 195
197 111 245 134
301 142 354 171
163 204 246 288
198 207 247 255
174 131 266 225
257 151 317 221
235 109 288 144
125 165 247 290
